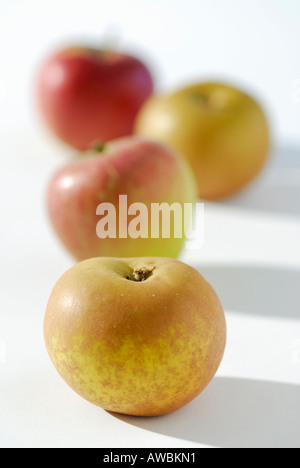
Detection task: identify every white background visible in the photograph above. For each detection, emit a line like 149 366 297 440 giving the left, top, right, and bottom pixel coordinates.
0 0 300 448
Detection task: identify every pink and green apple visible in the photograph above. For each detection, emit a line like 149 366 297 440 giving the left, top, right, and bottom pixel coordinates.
47 136 197 260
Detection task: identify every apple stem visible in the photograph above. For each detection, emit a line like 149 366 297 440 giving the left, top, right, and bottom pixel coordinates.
93 143 106 153
126 267 154 282
191 92 210 106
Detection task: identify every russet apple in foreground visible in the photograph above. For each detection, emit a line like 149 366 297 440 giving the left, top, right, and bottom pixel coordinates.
135 82 271 200
36 46 154 150
47 136 197 261
44 257 226 416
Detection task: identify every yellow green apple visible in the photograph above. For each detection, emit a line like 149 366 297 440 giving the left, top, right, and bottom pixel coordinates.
135 82 271 200
44 257 226 416
47 136 197 261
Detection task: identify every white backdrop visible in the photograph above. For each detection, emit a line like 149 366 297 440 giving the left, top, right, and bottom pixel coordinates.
1 0 300 449
0 0 300 145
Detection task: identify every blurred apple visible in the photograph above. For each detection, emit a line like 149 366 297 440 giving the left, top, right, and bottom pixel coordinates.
135 82 271 200
47 136 197 260
36 46 154 150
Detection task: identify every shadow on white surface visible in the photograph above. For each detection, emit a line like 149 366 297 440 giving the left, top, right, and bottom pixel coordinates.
111 376 300 448
191 263 300 319
111 256 300 448
220 144 300 217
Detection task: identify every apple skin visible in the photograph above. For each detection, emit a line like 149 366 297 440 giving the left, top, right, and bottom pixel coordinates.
47 136 197 261
135 82 271 200
44 257 226 416
36 47 154 150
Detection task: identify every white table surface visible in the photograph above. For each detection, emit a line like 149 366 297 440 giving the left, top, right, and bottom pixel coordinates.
1 127 299 448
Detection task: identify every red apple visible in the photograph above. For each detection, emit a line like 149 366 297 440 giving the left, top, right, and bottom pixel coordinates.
47 136 197 260
36 46 154 150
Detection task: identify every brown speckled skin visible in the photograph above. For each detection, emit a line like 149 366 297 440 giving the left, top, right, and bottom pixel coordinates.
44 257 226 416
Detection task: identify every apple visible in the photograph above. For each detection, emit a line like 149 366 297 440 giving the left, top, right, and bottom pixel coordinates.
47 136 197 260
36 46 154 150
135 82 271 200
44 256 226 416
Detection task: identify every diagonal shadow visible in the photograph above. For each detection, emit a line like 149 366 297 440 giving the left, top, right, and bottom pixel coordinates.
190 263 300 319
111 377 300 448
220 144 300 217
